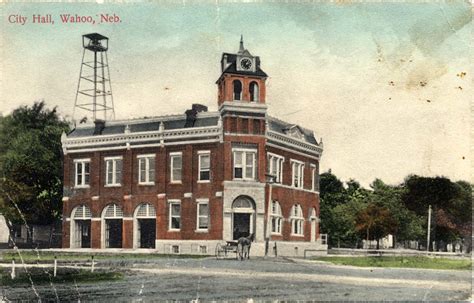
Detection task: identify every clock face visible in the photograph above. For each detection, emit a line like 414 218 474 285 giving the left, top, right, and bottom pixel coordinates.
240 58 252 70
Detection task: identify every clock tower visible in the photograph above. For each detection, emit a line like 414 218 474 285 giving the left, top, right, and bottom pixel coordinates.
216 36 268 106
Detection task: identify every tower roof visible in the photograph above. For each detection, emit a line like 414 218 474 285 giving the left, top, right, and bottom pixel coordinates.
220 53 268 77
218 37 268 80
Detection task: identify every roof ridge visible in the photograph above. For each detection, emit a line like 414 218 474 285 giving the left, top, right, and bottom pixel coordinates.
74 111 219 128
267 115 315 135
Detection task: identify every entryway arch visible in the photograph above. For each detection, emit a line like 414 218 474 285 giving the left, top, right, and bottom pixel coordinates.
231 195 256 240
70 205 91 248
101 204 123 248
133 203 156 249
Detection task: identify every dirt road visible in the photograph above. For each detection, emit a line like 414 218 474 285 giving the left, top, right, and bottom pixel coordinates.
1 257 471 301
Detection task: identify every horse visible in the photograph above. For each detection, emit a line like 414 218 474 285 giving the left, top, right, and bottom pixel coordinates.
237 233 255 260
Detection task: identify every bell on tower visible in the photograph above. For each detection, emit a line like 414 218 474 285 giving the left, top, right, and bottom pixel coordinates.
216 36 268 106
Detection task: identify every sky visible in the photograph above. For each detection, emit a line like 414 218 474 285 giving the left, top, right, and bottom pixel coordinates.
1 1 472 187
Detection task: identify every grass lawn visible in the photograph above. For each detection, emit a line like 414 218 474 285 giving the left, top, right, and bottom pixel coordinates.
1 251 210 262
313 256 472 270
0 267 123 286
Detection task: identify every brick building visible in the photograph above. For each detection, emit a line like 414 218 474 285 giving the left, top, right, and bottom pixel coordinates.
61 38 326 255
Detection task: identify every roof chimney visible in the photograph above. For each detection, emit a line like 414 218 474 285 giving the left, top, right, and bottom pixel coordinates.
93 119 106 135
184 104 208 128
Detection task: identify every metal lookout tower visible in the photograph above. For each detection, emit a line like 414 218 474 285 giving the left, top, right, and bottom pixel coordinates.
73 33 115 122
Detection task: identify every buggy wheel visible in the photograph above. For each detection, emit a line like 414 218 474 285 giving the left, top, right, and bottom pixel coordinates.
215 243 225 259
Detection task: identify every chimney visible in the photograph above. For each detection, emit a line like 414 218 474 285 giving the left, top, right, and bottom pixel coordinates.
93 119 106 135
184 104 208 128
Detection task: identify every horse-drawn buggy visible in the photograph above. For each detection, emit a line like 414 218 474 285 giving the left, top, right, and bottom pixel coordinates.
215 241 239 259
215 234 255 260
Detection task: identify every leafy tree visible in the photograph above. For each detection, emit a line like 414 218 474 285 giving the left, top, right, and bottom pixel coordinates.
319 171 350 247
355 203 398 249
0 101 70 225
370 179 424 246
402 175 472 251
320 172 371 248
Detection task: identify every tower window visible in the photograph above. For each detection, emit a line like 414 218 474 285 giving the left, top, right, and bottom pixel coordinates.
249 82 259 102
233 80 242 101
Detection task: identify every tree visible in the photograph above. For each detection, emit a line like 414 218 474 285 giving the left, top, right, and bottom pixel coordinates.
319 172 370 248
370 179 424 246
0 101 70 225
319 171 350 247
355 203 397 249
402 175 472 251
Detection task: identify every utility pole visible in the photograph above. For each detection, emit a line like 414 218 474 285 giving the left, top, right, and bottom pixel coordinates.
426 205 432 252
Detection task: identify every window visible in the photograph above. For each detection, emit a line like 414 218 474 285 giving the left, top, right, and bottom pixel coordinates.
138 154 155 185
267 153 284 183
198 151 211 182
170 152 182 183
74 159 90 187
196 200 209 231
249 82 259 102
105 157 122 186
291 160 304 188
291 204 304 236
233 80 242 100
311 163 319 191
271 201 283 234
171 245 180 254
233 149 257 180
169 201 181 230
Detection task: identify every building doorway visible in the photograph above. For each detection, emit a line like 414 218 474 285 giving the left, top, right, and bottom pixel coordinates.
105 219 122 248
70 205 92 248
133 203 156 249
232 196 255 240
102 204 123 248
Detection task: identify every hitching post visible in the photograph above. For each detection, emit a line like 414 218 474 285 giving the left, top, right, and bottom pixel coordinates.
426 205 432 252
91 255 95 273
11 258 16 279
54 255 57 277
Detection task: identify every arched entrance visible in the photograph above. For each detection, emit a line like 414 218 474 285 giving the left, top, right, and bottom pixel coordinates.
232 196 256 240
133 203 156 249
70 205 91 248
101 204 123 248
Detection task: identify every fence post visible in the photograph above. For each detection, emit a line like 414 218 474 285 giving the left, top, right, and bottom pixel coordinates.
53 255 57 277
11 258 16 279
91 255 95 273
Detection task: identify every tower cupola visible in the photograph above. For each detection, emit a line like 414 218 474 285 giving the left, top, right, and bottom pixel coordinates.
216 37 268 106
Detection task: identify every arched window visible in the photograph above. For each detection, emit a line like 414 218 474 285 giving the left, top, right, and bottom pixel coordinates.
72 205 92 220
290 204 304 236
309 207 317 220
232 196 255 209
271 201 282 234
233 80 242 100
135 203 156 218
249 82 259 102
103 204 124 219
